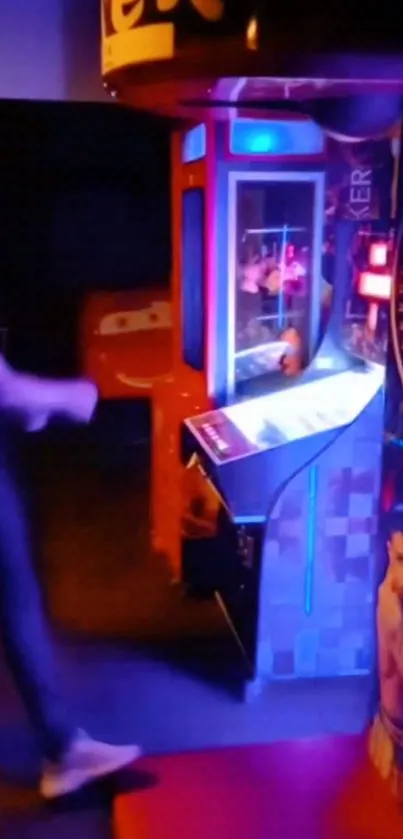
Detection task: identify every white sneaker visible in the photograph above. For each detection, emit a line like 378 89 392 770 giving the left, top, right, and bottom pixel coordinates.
40 730 141 799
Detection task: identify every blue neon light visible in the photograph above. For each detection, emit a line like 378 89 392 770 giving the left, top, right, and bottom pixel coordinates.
230 119 324 157
389 436 403 448
182 124 206 163
304 465 318 616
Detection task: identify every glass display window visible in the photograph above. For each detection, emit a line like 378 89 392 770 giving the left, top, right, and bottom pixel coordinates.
227 171 325 395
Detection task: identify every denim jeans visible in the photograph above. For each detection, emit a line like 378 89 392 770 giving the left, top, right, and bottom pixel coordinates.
0 436 74 761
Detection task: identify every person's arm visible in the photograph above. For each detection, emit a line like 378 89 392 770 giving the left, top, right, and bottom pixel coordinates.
388 623 403 680
0 355 98 432
376 583 400 678
378 585 403 680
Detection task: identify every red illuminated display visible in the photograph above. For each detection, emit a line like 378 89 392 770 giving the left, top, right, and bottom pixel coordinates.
369 242 388 268
358 271 392 301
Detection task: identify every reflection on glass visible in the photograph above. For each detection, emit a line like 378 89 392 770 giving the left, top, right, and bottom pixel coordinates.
223 365 384 452
235 179 316 386
341 227 393 365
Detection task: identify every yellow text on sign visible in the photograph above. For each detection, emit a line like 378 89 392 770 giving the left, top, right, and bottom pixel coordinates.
102 22 174 72
110 0 224 32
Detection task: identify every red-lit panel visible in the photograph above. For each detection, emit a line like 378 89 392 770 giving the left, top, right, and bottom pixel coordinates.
369 242 388 268
358 271 392 301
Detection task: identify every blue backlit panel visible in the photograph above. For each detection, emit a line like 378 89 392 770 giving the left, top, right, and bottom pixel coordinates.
182 189 205 370
182 124 206 163
230 119 324 157
221 364 384 456
185 364 384 464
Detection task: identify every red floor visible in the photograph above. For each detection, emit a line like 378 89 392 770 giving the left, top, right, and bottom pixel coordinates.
114 736 403 839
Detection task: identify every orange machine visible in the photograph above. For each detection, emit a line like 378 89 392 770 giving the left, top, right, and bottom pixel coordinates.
152 131 213 577
80 288 172 399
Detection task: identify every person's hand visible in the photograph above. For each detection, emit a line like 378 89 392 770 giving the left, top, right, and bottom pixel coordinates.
0 355 99 431
0 353 10 385
63 379 98 425
23 378 98 432
26 377 99 427
25 412 50 432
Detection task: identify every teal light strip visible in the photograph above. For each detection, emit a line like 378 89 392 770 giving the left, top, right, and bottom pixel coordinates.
233 515 266 524
305 465 318 616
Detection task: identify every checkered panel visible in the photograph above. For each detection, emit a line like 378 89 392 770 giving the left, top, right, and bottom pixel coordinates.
256 391 383 681
261 470 309 611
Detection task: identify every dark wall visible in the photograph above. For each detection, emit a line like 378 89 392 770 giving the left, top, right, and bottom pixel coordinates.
0 100 171 375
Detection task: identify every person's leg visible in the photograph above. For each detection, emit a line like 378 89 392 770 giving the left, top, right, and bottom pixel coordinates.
0 459 74 761
0 451 141 799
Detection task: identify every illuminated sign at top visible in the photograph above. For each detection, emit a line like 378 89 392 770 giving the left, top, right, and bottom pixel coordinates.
102 0 225 72
107 0 224 31
101 0 403 82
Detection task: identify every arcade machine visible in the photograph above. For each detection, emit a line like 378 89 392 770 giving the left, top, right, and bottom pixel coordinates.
181 167 394 690
101 2 403 695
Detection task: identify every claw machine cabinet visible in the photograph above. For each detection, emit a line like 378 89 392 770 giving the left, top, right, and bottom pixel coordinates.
182 129 396 693
152 117 326 581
